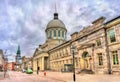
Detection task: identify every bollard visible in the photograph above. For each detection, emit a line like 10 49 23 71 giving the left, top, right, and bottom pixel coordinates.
44 71 46 76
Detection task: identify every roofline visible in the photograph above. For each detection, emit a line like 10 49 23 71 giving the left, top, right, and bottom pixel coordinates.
92 16 106 24
70 32 78 36
48 40 71 52
104 15 120 25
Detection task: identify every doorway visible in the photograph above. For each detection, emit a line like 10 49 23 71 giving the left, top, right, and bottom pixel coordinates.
82 51 90 70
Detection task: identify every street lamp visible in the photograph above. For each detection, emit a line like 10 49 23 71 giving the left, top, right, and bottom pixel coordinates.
71 45 76 82
3 50 8 78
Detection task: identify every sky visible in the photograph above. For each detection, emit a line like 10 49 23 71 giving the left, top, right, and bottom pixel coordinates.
0 0 120 62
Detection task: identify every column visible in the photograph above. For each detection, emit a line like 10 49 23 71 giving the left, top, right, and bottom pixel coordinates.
41 57 44 70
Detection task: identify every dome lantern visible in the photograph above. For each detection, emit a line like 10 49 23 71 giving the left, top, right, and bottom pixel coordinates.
54 13 58 19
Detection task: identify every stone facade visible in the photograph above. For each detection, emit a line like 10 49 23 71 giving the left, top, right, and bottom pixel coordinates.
105 16 120 74
7 62 15 71
21 56 33 70
32 12 120 74
0 49 4 70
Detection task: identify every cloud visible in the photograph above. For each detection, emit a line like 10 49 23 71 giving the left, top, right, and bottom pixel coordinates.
0 0 120 62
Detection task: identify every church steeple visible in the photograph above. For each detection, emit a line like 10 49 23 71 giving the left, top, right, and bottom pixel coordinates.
15 45 22 68
16 45 21 57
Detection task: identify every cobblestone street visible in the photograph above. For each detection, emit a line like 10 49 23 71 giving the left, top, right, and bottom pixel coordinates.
0 71 9 80
1 71 120 82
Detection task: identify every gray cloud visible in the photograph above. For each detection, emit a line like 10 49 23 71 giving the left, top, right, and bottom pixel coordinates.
0 0 120 62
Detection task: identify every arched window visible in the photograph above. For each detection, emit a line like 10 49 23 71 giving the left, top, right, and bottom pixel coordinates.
50 31 52 38
54 30 56 37
62 31 64 37
58 30 60 37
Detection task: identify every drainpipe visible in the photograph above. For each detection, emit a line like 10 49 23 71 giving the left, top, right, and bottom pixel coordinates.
92 44 95 73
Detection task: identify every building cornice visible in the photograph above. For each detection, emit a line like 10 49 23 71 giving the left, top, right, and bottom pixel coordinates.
105 18 120 28
48 40 71 52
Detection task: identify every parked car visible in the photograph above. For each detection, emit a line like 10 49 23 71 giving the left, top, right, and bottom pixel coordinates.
22 69 26 73
26 69 33 74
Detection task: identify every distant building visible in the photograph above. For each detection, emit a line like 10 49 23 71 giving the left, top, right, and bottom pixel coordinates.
22 56 33 70
15 45 22 71
16 45 22 63
0 49 4 71
33 10 120 74
7 62 15 71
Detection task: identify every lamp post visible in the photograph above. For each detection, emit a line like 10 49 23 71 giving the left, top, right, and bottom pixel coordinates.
71 45 76 82
3 50 7 78
4 56 8 78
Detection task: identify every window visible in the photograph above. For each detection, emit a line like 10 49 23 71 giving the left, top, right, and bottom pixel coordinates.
66 48 68 55
58 30 60 37
96 39 101 46
50 31 52 38
98 53 103 66
54 54 56 59
61 50 63 57
62 49 64 56
112 51 119 65
57 52 59 58
109 29 116 43
47 32 49 38
51 56 52 60
62 31 64 37
54 30 56 37
56 54 58 59
59 51 61 57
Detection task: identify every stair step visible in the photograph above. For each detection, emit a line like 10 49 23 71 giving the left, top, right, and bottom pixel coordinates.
80 70 94 74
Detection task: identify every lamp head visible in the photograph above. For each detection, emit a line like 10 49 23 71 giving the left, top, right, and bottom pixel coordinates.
71 45 75 50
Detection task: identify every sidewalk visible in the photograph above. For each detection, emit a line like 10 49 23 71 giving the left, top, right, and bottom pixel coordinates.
33 71 73 82
0 71 9 80
33 71 120 82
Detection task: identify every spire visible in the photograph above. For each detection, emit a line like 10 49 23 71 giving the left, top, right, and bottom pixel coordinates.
16 45 21 56
55 3 57 13
54 3 58 19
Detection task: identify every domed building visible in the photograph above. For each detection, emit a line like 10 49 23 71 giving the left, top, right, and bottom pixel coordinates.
33 12 68 71
33 10 120 74
45 12 67 45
